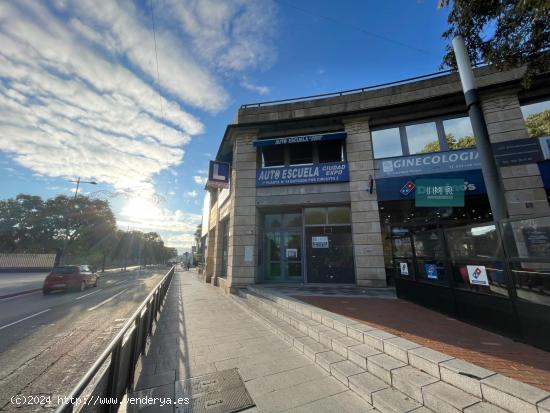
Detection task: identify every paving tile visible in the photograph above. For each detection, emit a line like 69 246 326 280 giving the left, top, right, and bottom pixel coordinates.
422 381 480 413
253 376 347 413
367 353 406 384
286 390 375 412
349 371 389 404
244 364 328 398
315 350 346 372
372 387 421 413
292 295 550 393
330 360 365 386
481 374 549 413
348 343 382 369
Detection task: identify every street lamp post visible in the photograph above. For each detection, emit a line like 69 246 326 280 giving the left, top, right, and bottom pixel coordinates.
58 177 98 265
69 177 97 199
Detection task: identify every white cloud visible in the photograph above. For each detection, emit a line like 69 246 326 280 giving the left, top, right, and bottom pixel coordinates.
0 0 277 252
185 190 198 198
165 0 277 72
241 77 270 95
193 176 207 185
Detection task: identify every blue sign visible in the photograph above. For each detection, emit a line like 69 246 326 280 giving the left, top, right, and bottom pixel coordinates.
400 181 415 196
207 160 230 188
256 162 349 187
538 160 550 189
253 132 346 147
376 170 486 202
375 148 480 178
424 263 438 279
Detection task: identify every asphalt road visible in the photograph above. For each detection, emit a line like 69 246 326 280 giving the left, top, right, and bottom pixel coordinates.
0 266 171 411
0 272 48 298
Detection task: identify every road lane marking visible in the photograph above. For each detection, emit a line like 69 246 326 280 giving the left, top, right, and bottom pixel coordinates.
75 290 102 301
0 309 51 331
87 289 127 312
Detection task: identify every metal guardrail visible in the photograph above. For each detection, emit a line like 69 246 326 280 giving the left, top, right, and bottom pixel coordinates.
240 69 456 108
55 266 175 413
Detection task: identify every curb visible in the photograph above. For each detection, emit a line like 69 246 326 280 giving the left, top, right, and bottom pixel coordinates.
0 288 42 300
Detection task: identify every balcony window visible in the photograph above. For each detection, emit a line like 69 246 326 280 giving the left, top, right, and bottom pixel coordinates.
443 117 476 150
289 142 313 165
406 122 439 154
372 128 402 159
521 100 550 138
318 140 344 163
262 145 285 167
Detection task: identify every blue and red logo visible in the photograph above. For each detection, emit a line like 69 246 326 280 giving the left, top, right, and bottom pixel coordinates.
400 181 415 196
472 267 482 279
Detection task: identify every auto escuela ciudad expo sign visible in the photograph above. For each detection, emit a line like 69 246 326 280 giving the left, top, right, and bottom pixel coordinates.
255 132 349 187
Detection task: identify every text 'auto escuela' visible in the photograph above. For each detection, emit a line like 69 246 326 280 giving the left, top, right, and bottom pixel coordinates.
199 64 550 350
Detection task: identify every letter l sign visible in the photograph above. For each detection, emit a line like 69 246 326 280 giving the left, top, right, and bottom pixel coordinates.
213 163 224 180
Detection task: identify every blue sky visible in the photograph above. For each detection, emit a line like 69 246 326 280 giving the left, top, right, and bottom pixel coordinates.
0 0 451 252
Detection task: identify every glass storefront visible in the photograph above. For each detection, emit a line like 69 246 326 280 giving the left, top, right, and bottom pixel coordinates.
264 212 303 282
262 206 354 284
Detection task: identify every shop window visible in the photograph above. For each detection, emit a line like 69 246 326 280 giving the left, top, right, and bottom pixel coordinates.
442 117 476 150
265 214 283 229
406 122 439 154
289 142 313 165
328 206 350 224
262 145 285 167
521 99 550 138
304 208 326 225
318 140 344 163
283 213 302 227
372 128 403 159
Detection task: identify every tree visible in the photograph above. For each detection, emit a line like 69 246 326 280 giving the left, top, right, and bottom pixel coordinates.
420 133 476 153
441 0 550 86
524 109 550 138
0 193 176 270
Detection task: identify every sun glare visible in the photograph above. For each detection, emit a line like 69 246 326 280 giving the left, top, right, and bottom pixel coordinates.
121 197 162 222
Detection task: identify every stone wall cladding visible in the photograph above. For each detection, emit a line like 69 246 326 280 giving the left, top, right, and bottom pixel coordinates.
226 132 258 290
481 92 550 216
344 118 386 287
238 66 526 124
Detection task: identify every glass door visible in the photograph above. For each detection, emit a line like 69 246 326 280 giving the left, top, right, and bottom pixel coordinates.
283 231 302 281
265 231 282 281
263 212 303 282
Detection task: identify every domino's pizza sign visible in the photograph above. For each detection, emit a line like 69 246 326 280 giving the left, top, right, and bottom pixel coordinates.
207 160 230 189
400 181 415 196
467 265 489 286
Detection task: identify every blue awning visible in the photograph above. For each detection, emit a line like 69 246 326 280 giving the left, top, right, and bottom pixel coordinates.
253 131 346 147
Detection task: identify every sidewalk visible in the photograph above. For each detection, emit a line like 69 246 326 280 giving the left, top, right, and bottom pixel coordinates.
128 271 374 412
293 295 550 392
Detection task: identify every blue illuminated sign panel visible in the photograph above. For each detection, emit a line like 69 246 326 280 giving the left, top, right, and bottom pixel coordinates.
256 162 349 187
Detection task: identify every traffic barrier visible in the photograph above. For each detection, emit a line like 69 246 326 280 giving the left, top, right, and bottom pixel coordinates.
55 266 175 413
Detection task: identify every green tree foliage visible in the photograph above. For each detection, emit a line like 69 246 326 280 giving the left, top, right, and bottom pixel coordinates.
524 109 550 138
420 133 476 153
0 194 176 270
441 0 550 86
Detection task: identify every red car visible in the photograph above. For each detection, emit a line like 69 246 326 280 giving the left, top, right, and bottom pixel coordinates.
43 265 98 294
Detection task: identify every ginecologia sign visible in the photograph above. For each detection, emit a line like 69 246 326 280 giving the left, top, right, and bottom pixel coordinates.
256 162 349 187
375 148 480 178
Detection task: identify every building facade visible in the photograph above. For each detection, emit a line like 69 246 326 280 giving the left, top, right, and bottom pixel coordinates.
200 64 550 347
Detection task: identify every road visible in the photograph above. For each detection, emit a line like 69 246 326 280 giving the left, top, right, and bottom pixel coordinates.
0 272 48 298
0 266 171 411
